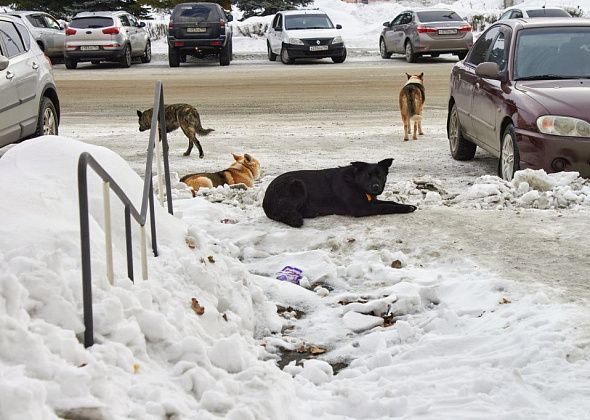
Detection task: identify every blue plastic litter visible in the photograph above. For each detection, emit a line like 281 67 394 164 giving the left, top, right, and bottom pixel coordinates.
275 266 303 285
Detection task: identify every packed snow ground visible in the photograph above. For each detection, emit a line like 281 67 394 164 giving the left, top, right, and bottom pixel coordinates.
3 0 590 418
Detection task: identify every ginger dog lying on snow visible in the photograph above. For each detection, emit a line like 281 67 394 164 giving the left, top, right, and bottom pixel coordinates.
180 153 261 193
399 72 425 141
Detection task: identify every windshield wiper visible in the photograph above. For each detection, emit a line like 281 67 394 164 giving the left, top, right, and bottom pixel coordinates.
515 74 588 80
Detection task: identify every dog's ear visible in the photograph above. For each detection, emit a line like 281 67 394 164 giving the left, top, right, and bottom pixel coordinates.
405 72 411 80
136 110 142 118
378 158 394 169
232 153 242 161
244 153 252 162
351 161 369 171
418 72 424 80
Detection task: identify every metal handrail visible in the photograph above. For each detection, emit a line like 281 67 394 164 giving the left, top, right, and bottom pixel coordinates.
78 80 173 347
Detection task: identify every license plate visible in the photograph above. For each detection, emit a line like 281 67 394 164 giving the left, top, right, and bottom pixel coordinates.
438 29 457 35
80 45 99 51
187 27 206 33
309 45 328 51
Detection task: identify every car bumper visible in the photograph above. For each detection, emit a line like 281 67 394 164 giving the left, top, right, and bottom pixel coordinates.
517 128 590 177
168 37 227 52
65 48 126 61
284 43 346 59
414 35 473 54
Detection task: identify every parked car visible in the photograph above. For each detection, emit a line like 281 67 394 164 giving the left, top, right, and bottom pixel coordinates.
0 14 60 147
3 11 65 63
498 6 571 20
266 10 347 64
447 18 590 180
380 8 473 63
64 11 151 69
167 2 233 67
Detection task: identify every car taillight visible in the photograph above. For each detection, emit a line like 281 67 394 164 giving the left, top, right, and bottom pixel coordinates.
65 28 77 36
219 19 225 30
416 26 436 33
211 40 222 46
458 24 472 32
102 27 120 35
168 19 174 30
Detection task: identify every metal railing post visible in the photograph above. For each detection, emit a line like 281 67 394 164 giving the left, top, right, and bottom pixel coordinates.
124 206 134 282
103 181 114 285
78 156 94 348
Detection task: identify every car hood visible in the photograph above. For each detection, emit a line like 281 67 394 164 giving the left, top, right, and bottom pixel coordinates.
286 28 342 40
515 80 590 121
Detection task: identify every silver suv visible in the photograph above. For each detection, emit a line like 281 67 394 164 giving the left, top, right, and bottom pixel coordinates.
64 11 151 69
4 11 65 63
0 14 60 147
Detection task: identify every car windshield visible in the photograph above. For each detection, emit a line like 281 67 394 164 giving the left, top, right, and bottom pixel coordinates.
416 10 462 22
526 9 570 17
514 27 590 80
69 17 114 29
284 14 334 30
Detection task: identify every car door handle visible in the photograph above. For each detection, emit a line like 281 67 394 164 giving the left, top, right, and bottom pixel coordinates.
5 71 14 80
32 62 39 70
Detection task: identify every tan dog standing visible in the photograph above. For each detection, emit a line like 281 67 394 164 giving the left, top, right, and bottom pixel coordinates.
180 153 261 193
399 73 425 141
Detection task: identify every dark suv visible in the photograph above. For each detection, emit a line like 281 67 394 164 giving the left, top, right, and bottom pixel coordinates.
167 2 233 67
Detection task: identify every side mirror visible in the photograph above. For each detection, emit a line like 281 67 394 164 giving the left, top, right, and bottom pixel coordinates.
0 55 9 71
475 62 501 80
336 24 342 29
227 14 233 22
139 21 146 27
383 21 391 27
274 26 282 32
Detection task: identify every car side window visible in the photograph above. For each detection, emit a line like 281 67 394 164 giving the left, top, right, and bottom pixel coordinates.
277 14 283 30
119 15 131 27
14 23 30 51
128 15 140 27
499 11 511 20
488 31 508 71
511 10 523 18
27 14 47 28
391 14 404 26
43 15 61 30
466 26 500 66
0 21 25 58
401 13 412 25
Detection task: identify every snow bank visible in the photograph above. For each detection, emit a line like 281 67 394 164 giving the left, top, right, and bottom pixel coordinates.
0 137 300 419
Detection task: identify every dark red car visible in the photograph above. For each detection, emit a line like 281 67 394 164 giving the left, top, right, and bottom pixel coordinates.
447 18 590 180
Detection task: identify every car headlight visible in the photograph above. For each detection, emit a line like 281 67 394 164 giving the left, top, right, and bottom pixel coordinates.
332 36 343 44
287 37 304 45
537 116 590 138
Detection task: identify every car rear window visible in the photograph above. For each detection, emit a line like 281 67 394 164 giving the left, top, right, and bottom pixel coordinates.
417 10 463 22
526 9 570 18
69 17 114 29
173 5 219 21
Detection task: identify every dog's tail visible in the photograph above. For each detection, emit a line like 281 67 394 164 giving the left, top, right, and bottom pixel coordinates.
197 126 214 136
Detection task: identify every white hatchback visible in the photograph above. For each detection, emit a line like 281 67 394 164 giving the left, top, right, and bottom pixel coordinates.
266 10 346 64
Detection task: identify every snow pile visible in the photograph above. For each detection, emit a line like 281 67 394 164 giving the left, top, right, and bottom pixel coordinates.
0 137 299 419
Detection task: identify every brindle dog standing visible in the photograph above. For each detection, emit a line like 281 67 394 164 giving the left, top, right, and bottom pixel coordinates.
399 73 425 141
136 104 214 158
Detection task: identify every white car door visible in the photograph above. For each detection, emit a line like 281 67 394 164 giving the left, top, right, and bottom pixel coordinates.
269 14 283 54
41 14 65 57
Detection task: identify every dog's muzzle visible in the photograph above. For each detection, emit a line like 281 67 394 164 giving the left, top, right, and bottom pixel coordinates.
371 184 382 194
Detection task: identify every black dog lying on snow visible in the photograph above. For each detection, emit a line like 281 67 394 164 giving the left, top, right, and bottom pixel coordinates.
262 158 417 227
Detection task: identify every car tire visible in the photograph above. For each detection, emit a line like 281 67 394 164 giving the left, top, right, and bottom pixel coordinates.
457 51 467 60
332 48 347 63
267 42 277 61
35 97 58 137
141 40 151 63
405 41 417 63
91 60 100 65
380 38 392 59
430 53 440 58
499 123 520 181
65 58 77 69
280 46 294 64
119 44 132 68
169 46 180 67
219 42 231 66
448 103 476 160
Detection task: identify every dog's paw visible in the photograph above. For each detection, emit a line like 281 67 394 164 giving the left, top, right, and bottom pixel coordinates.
183 152 190 156
199 154 204 159
408 205 417 212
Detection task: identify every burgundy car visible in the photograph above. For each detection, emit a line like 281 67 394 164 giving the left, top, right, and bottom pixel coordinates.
447 18 590 180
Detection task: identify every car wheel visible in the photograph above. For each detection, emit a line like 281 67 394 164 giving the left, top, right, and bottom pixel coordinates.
380 38 392 59
280 46 293 64
35 97 58 137
219 42 231 66
267 42 277 61
405 41 416 63
457 51 467 60
430 53 440 58
91 61 100 65
448 103 476 160
141 40 151 63
169 46 180 67
65 58 77 69
119 44 132 68
332 48 347 63
499 123 520 181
